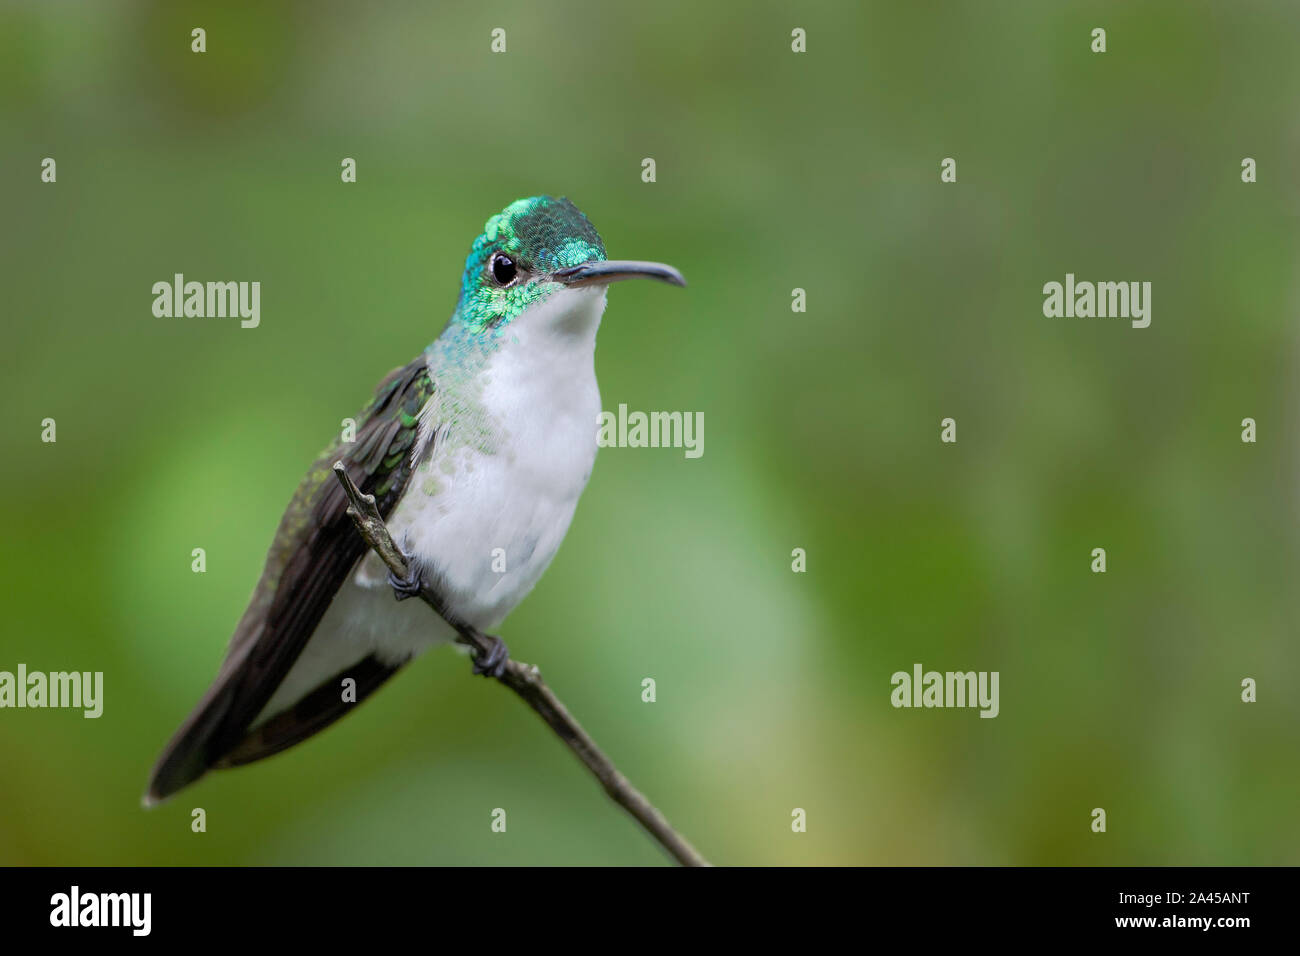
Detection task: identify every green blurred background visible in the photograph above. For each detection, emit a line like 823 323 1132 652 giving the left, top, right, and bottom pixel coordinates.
2 0 1298 865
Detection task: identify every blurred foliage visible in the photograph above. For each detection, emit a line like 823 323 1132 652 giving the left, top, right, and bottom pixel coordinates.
1 0 1298 865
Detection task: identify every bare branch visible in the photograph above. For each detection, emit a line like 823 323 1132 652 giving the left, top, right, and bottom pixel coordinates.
332 462 710 867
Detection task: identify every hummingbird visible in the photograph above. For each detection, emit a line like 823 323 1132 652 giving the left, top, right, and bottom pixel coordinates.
145 196 685 804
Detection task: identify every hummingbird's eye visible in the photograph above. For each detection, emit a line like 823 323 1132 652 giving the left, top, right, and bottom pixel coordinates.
489 252 517 287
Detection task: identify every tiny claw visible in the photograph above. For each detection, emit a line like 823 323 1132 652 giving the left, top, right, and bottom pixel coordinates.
471 633 509 678
387 544 423 601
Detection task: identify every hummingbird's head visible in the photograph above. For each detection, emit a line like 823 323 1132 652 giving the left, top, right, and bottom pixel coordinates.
451 195 684 335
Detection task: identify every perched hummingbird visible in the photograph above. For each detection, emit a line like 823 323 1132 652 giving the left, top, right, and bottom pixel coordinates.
145 196 684 804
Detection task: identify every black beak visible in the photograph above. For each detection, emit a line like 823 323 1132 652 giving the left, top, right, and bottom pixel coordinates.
552 260 686 288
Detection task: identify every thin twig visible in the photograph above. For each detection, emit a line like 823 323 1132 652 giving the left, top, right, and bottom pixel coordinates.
331 462 710 867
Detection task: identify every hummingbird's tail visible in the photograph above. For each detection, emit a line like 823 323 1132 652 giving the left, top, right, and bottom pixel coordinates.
144 650 404 806
143 661 245 806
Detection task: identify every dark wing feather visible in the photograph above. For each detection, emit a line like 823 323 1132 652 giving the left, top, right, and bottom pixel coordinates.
145 358 436 803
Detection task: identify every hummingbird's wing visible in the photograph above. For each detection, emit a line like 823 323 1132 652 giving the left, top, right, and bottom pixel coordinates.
145 357 436 804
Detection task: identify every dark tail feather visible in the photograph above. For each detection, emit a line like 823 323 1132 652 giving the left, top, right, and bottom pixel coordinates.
143 669 245 806
218 653 402 767
143 654 403 806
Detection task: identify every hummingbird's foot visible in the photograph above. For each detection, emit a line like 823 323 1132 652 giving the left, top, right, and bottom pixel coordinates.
386 547 424 602
471 632 510 678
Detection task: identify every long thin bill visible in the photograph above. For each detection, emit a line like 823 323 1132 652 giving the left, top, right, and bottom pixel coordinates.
553 260 687 288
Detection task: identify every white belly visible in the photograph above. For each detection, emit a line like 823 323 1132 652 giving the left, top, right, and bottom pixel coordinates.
257 287 606 720
377 360 601 631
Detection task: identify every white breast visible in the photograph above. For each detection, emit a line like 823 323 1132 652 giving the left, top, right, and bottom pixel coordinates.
371 285 607 639
254 286 607 721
